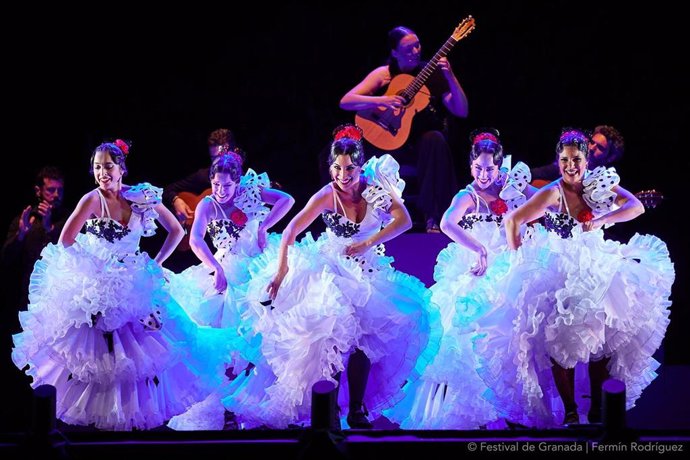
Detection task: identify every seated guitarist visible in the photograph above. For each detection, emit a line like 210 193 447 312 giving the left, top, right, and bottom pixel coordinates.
340 25 469 233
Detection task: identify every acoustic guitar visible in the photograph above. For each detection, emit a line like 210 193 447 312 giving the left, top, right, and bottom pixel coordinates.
176 188 212 252
355 16 475 150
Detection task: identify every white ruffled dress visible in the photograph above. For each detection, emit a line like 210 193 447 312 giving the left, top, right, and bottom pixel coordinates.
475 167 674 427
221 155 441 429
387 162 532 429
166 169 276 357
165 170 283 431
12 183 226 430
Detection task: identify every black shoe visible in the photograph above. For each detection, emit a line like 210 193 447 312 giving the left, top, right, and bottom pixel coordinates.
588 408 602 424
563 410 579 425
346 409 373 429
506 420 528 430
223 410 239 430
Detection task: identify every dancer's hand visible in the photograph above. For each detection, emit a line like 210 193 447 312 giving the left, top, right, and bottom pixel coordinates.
267 265 288 300
213 268 227 293
257 226 268 252
345 240 371 257
469 247 488 276
582 218 604 232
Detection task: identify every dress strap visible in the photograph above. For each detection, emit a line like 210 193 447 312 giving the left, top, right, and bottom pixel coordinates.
95 189 110 219
206 195 229 220
330 183 349 221
557 181 571 215
466 184 489 214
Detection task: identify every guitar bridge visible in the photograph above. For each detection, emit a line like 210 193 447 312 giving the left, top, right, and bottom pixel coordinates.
370 111 399 135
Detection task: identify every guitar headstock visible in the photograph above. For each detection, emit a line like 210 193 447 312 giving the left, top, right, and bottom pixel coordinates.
452 16 476 41
635 189 664 209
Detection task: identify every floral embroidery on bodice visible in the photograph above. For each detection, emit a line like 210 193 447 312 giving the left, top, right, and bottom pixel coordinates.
322 212 361 238
542 173 620 239
321 154 406 245
543 212 579 239
321 185 384 244
206 209 246 252
85 218 132 243
204 169 271 255
82 183 162 254
458 213 503 230
459 184 505 230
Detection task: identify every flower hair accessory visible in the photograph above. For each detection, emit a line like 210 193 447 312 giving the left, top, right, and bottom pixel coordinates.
229 150 244 166
333 124 363 142
114 139 130 156
472 132 499 145
559 129 588 144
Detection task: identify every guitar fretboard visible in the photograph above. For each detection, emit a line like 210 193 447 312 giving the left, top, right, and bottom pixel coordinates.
401 37 459 102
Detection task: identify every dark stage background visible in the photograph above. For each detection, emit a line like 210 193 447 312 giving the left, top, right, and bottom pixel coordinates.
3 0 687 374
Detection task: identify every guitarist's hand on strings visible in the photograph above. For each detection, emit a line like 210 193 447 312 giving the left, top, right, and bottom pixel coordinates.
379 95 406 111
172 198 194 227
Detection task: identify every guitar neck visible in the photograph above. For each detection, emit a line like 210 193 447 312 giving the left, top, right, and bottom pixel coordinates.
401 36 458 100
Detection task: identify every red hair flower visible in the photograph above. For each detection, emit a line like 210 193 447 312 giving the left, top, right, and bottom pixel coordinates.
577 208 594 223
334 125 363 142
473 132 498 145
489 198 508 216
230 209 248 226
114 139 130 155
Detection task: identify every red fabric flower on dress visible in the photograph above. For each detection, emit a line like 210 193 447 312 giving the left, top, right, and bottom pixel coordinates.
230 209 248 226
576 208 594 223
114 139 130 155
489 198 508 216
334 125 363 142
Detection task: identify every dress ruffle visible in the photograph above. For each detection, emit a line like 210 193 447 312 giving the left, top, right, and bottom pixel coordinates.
221 231 441 428
499 161 532 211
234 169 271 221
474 223 673 427
12 184 225 430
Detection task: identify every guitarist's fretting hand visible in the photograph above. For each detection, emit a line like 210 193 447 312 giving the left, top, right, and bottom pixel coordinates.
437 57 453 76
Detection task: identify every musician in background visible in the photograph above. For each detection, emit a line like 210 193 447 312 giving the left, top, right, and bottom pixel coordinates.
340 25 469 233
2 166 67 319
532 125 625 182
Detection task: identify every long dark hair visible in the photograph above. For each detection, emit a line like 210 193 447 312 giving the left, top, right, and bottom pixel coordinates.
386 25 416 73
